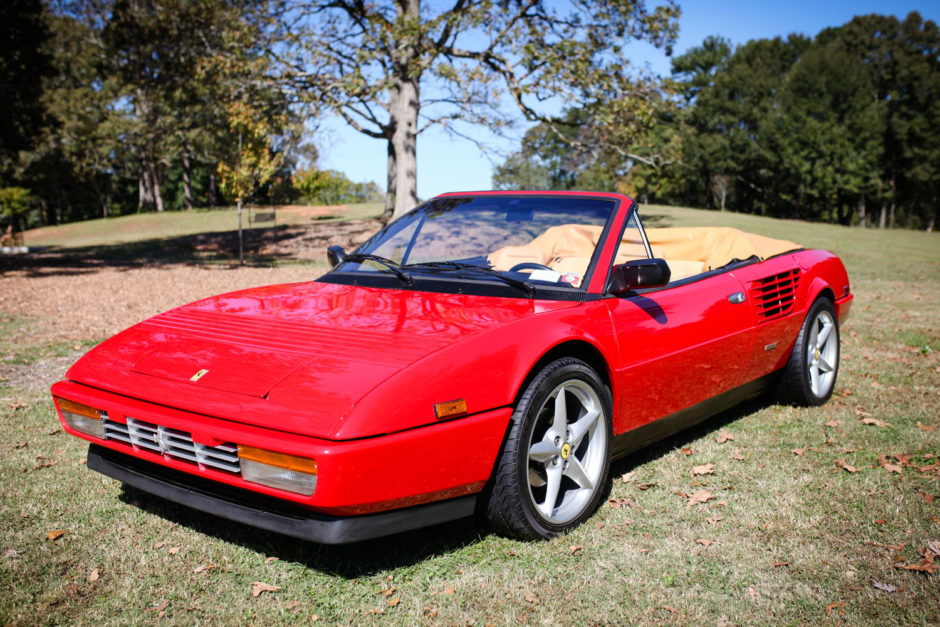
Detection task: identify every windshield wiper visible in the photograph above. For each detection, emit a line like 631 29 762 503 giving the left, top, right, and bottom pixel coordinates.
405 261 535 297
342 253 414 286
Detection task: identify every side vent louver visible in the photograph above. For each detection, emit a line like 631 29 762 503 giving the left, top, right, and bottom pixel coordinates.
750 269 800 321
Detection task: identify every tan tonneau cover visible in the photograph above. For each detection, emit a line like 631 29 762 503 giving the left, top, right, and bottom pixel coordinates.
489 224 800 284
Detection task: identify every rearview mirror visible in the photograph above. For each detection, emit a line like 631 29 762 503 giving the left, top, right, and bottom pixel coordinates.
608 258 671 293
327 245 346 267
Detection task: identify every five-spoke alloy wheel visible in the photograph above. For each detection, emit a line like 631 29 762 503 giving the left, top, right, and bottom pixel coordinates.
486 357 611 539
781 297 841 405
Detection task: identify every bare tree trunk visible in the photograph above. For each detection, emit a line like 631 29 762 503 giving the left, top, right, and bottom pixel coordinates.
237 198 244 265
381 139 397 221
139 160 154 211
387 0 421 220
389 76 419 219
889 201 895 228
878 203 886 228
151 163 165 212
208 172 217 209
857 195 866 228
182 149 194 210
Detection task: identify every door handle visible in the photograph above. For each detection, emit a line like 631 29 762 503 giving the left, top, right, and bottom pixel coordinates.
728 292 746 304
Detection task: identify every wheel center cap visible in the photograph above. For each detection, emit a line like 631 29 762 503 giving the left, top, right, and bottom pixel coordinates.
560 443 572 459
814 348 820 360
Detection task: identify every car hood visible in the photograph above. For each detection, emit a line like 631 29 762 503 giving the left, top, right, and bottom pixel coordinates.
66 280 579 439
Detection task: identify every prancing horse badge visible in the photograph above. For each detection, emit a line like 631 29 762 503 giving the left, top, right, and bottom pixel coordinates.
189 369 209 382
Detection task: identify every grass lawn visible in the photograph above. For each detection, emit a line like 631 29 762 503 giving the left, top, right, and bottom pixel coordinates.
23 203 383 249
1 205 937 625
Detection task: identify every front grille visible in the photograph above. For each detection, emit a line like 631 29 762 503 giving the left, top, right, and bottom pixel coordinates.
750 269 800 321
102 414 240 474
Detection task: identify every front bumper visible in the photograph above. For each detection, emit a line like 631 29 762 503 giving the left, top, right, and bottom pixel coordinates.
89 444 477 544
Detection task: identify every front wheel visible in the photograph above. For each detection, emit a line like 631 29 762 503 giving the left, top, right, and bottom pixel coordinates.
779 297 840 406
485 357 611 540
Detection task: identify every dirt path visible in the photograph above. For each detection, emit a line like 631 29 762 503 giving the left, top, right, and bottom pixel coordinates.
0 219 385 393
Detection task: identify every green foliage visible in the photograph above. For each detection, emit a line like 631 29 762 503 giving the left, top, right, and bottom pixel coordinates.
293 168 383 206
217 103 282 206
495 12 939 231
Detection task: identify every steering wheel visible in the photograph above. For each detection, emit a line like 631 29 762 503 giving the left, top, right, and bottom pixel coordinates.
509 262 553 273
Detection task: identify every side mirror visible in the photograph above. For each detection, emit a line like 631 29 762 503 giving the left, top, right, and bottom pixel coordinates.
327 245 346 267
608 258 671 294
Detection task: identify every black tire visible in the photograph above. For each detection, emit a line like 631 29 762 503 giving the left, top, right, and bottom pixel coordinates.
486 357 612 540
779 297 840 406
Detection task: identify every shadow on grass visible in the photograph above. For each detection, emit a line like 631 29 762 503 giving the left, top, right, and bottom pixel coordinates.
117 392 777 577
1 219 384 278
611 394 773 477
119 484 486 578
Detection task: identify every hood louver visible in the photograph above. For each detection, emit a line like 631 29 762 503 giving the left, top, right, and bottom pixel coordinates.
750 269 800 321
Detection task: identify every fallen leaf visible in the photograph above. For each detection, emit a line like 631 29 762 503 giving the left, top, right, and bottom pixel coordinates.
369 608 385 615
681 447 693 456
825 601 845 616
168 546 181 555
424 606 439 617
442 586 455 595
3 549 20 559
687 490 714 507
88 568 100 582
570 545 583 555
717 431 734 444
883 463 903 475
873 582 898 593
773 561 790 568
154 541 166 549
714 500 728 507
835 459 859 473
861 417 891 428
13 442 27 449
387 597 400 607
524 594 536 603
791 447 807 456
917 422 936 432
264 557 278 564
46 529 66 541
732 449 745 461
854 405 871 417
692 463 715 476
251 581 280 597
874 519 887 525
929 541 940 557
696 539 713 548
747 585 757 600
637 483 655 491
595 522 605 530
706 516 723 525
824 420 842 428
620 471 636 483
146 600 169 613
382 586 396 597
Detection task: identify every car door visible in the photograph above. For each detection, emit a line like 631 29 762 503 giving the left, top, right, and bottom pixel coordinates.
602 213 754 434
605 274 754 433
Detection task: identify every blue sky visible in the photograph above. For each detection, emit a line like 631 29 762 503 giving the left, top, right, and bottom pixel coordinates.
317 1 939 200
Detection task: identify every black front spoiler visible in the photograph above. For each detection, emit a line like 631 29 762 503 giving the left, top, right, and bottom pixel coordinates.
87 444 477 544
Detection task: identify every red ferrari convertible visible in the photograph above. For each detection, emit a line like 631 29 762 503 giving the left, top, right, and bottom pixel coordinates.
52 191 852 542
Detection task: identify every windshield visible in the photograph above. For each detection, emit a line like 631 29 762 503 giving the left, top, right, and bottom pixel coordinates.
335 195 616 291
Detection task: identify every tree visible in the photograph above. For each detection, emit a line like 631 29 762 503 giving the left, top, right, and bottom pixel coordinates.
217 102 282 264
0 0 52 180
265 0 679 219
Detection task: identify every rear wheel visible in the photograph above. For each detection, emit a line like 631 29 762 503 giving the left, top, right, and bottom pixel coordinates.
486 357 611 539
780 297 840 406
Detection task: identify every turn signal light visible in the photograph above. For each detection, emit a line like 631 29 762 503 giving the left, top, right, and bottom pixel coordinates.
238 446 318 496
434 399 468 420
55 397 104 438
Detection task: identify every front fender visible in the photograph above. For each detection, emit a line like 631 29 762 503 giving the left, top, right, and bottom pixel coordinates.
332 300 619 439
